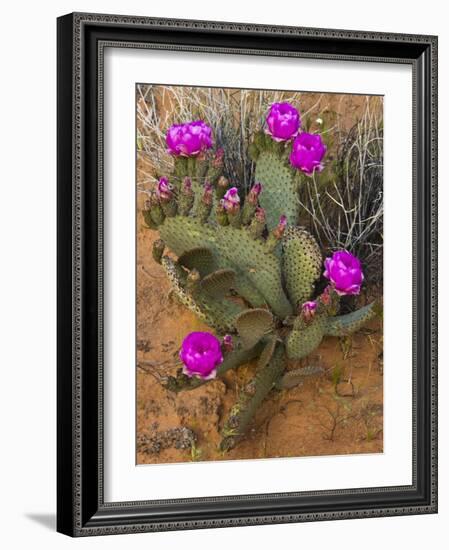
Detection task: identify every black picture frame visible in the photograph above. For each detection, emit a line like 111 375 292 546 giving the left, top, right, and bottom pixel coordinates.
57 12 438 537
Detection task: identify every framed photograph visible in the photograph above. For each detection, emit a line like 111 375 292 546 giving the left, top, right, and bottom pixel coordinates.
57 12 438 536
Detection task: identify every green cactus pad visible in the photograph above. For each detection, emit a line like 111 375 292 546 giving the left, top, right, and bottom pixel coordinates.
276 365 324 389
159 216 292 317
255 150 299 231
220 341 286 451
200 269 236 299
282 226 322 307
325 302 377 336
161 256 244 332
235 308 274 349
143 209 158 229
285 318 326 360
257 335 277 369
152 239 165 264
177 247 217 278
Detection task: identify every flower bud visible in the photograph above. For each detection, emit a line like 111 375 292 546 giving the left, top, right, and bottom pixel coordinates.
273 215 287 239
266 215 287 251
198 182 213 224
320 285 332 306
301 300 317 323
247 182 262 205
156 177 173 202
222 334 234 354
216 175 229 200
202 182 214 205
248 207 266 239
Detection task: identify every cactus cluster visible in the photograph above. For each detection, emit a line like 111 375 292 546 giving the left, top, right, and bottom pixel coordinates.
142 104 377 451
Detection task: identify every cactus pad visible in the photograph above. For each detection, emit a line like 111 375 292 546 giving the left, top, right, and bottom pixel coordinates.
200 269 236 299
326 302 377 336
235 308 274 349
159 216 292 317
286 318 326 360
276 365 324 389
257 335 278 369
161 256 244 332
220 341 286 451
282 226 322 307
177 247 217 278
255 150 300 230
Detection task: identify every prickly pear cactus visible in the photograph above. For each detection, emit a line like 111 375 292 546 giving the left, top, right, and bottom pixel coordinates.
143 104 378 451
252 132 302 231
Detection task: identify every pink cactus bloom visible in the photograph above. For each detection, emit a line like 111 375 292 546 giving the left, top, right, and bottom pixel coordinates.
324 250 364 296
179 332 224 380
289 132 327 175
166 120 213 157
156 177 173 201
221 187 240 212
265 102 301 142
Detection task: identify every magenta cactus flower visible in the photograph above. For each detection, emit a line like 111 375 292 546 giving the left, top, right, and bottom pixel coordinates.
324 250 364 296
221 187 240 212
289 132 327 175
179 332 224 379
166 120 213 157
265 102 300 142
156 177 173 201
301 300 317 322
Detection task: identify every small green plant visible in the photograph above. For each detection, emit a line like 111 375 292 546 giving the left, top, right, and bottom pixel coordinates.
360 403 383 442
331 364 343 389
190 442 203 462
